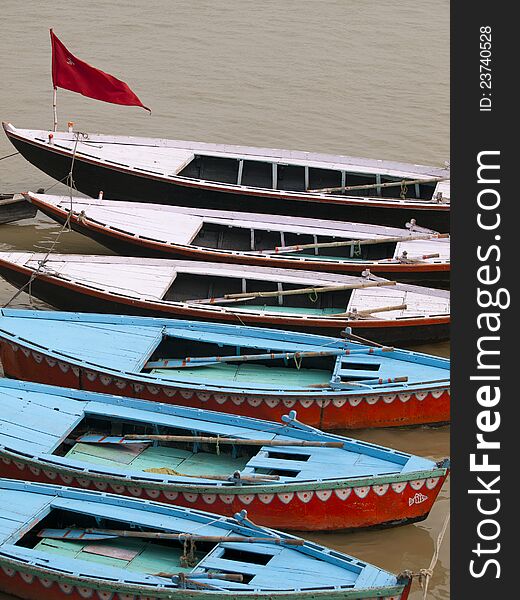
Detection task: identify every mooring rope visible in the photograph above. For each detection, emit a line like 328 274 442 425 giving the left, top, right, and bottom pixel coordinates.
2 134 80 308
0 151 19 162
399 511 450 599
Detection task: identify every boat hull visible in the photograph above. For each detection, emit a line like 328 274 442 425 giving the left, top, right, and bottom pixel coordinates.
7 130 449 231
0 450 449 532
0 338 450 430
0 194 37 225
0 260 450 344
35 199 450 286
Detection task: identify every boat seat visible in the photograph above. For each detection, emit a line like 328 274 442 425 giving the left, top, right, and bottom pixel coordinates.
199 543 359 589
337 369 381 380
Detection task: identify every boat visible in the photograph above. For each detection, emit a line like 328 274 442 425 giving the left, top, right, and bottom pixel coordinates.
24 192 450 285
0 193 37 225
3 122 450 230
0 479 413 599
0 378 450 532
0 309 451 430
0 253 450 343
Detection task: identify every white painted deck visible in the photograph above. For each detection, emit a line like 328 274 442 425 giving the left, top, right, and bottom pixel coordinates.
348 285 450 319
2 253 177 300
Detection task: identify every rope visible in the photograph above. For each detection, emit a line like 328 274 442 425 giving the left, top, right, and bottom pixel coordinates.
399 511 450 599
179 535 198 568
2 134 80 308
308 288 318 303
400 179 408 200
0 151 19 161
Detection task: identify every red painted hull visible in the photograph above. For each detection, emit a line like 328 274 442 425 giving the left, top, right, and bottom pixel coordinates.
0 453 449 532
0 340 450 430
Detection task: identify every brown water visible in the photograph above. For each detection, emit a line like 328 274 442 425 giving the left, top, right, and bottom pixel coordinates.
0 1 449 598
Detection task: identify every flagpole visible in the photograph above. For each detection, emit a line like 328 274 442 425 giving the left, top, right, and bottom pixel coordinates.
52 87 58 132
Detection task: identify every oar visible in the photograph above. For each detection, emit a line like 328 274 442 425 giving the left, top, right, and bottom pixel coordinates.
398 252 441 263
308 376 409 389
76 433 343 448
156 572 244 582
256 232 449 256
186 279 396 306
341 329 390 348
307 175 447 195
123 435 345 448
144 347 372 370
327 303 407 319
38 529 304 545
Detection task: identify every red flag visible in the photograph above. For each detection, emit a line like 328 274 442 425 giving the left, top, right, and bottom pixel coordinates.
50 29 150 112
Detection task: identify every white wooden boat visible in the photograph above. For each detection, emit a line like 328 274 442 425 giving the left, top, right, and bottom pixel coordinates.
25 192 450 284
4 122 450 230
0 252 451 343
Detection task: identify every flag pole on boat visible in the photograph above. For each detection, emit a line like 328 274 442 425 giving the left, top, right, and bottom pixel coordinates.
52 86 57 132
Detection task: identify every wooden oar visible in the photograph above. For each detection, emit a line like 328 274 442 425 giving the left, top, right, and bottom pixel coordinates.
341 329 389 348
38 528 304 545
328 303 407 319
143 467 280 482
155 572 244 582
122 435 344 448
257 232 449 256
398 252 441 263
308 376 408 389
144 347 380 370
307 175 447 195
76 433 343 448
186 279 396 306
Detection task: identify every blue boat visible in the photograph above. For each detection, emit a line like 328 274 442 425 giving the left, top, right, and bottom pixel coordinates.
0 309 450 429
0 378 449 532
0 479 413 599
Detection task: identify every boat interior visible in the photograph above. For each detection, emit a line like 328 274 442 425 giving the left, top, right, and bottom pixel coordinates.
177 154 437 200
12 508 364 590
163 271 353 315
191 223 398 261
55 413 263 480
16 507 212 577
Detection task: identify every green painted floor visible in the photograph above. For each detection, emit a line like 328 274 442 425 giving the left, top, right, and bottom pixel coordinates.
34 536 197 573
151 362 332 387
66 442 249 477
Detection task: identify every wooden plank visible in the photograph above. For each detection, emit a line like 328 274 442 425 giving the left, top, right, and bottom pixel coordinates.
0 317 163 372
